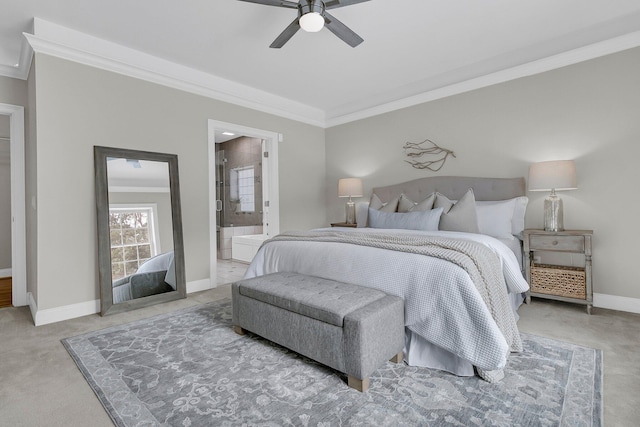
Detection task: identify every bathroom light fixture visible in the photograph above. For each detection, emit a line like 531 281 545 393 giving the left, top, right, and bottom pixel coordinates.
338 178 363 225
528 160 577 232
222 132 235 136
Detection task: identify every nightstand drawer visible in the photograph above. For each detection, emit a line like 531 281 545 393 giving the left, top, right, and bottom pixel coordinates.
529 234 584 252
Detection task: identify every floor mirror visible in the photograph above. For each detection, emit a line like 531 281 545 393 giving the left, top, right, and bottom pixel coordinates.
94 146 186 316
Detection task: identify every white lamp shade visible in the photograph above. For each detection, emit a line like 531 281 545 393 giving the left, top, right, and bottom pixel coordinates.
299 12 325 32
528 160 577 191
338 178 363 198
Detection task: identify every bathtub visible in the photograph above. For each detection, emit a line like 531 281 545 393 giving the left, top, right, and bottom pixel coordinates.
231 234 269 263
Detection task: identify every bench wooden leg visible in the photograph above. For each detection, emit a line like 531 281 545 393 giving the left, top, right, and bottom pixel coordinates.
233 325 246 335
347 376 369 392
390 351 403 363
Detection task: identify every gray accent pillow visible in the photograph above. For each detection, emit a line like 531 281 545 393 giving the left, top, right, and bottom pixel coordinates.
398 193 435 213
434 189 480 233
368 207 444 231
369 193 399 212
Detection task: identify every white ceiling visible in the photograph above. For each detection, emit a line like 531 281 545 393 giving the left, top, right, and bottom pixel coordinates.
107 158 170 190
3 0 640 126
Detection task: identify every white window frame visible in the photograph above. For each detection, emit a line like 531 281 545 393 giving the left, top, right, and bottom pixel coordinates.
230 165 256 212
108 203 161 277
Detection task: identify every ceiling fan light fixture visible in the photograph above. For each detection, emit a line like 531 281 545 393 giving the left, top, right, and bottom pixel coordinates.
299 12 324 32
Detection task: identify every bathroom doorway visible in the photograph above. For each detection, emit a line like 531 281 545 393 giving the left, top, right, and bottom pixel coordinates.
207 120 280 285
214 135 265 260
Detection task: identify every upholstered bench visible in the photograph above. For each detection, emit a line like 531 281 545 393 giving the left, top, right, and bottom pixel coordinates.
231 272 405 392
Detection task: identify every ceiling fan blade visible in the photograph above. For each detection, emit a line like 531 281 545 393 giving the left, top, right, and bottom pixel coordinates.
324 0 370 10
237 0 299 9
270 18 301 48
323 11 364 47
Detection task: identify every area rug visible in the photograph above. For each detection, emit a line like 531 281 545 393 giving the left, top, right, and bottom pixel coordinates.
62 299 602 427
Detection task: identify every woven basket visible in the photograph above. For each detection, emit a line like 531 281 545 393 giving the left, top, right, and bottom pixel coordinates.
530 264 586 299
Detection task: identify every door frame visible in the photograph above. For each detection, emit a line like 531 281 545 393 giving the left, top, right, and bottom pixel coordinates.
207 120 280 286
0 103 26 307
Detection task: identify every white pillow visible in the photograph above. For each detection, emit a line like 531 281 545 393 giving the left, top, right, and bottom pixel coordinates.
368 207 444 231
475 199 516 239
476 196 529 239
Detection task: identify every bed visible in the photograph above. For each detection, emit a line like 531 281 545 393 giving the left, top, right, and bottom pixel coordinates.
243 176 530 382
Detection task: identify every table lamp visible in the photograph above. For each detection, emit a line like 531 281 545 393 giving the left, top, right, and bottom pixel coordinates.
338 178 363 225
528 160 577 232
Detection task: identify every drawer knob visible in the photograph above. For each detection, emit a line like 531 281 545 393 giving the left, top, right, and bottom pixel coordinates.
552 240 558 246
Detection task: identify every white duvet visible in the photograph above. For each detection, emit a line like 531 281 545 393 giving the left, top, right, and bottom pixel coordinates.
244 227 529 377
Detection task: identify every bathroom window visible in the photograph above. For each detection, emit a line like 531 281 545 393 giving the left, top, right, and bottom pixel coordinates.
230 166 255 212
108 205 159 280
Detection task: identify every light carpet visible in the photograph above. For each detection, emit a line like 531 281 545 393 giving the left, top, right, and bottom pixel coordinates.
62 299 602 426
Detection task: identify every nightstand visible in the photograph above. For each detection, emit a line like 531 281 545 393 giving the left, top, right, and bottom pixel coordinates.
330 222 357 228
523 229 593 314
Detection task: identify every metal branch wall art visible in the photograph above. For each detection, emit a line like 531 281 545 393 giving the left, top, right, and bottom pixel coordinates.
403 139 456 172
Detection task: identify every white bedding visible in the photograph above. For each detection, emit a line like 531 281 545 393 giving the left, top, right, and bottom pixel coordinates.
244 227 529 379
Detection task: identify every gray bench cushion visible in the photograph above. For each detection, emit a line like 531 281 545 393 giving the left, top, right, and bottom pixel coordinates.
236 272 387 327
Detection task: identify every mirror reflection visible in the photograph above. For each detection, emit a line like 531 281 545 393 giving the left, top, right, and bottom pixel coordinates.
95 146 185 316
107 158 175 303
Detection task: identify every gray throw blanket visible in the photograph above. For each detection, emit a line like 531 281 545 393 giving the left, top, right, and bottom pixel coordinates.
265 230 523 382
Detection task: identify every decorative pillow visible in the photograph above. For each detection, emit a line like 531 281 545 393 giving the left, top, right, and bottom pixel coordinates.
434 189 480 233
136 251 176 288
398 193 436 213
355 201 369 228
476 196 529 238
369 193 399 212
475 198 516 239
368 207 444 231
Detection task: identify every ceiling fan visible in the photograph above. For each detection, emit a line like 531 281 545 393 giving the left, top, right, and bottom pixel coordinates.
238 0 370 48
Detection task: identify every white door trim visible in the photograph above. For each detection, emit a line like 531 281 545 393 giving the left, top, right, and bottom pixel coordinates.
207 120 280 288
0 103 27 307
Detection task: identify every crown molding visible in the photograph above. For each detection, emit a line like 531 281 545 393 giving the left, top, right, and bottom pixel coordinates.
0 36 33 80
17 18 640 129
325 29 640 127
25 18 325 127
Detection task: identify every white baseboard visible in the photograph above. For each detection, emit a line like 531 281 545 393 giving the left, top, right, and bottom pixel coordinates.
26 286 637 326
29 278 215 326
29 292 99 327
30 292 100 326
594 292 640 315
0 268 12 277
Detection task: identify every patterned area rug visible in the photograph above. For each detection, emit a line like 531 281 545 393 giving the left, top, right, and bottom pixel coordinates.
62 299 602 426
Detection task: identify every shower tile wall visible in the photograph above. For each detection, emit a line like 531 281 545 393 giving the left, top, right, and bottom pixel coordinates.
216 136 263 259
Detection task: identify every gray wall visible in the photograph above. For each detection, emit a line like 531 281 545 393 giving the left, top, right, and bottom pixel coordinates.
32 54 326 310
326 46 640 300
26 62 38 302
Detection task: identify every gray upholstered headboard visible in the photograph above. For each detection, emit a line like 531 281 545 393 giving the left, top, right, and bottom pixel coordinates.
372 176 525 202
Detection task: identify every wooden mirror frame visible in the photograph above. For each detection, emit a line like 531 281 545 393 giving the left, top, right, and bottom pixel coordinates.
94 146 186 316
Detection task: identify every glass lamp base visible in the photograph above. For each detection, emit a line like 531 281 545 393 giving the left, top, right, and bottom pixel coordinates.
543 193 564 232
345 200 356 225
